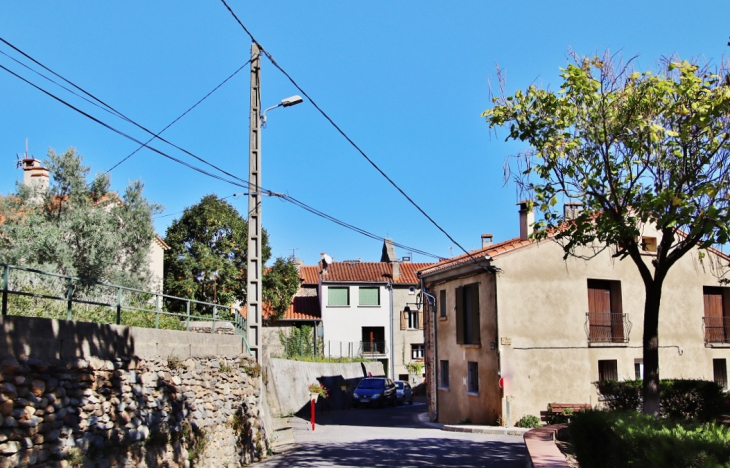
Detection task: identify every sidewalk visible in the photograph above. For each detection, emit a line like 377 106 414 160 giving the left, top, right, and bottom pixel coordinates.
415 409 528 437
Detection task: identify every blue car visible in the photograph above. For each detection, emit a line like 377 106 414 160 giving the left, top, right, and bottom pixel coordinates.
395 380 414 405
352 377 397 408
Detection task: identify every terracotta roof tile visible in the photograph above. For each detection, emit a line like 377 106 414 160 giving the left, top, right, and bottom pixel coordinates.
320 262 393 283
395 262 435 284
299 265 319 284
242 295 321 321
419 237 533 275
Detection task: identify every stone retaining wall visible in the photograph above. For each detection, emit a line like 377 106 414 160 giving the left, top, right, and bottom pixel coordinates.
0 354 268 468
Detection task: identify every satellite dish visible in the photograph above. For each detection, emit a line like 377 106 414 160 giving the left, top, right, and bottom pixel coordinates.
323 254 333 265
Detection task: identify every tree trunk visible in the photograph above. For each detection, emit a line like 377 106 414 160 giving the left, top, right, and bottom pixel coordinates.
642 282 662 417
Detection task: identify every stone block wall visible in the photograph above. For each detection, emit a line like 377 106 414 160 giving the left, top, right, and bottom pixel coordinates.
0 354 268 468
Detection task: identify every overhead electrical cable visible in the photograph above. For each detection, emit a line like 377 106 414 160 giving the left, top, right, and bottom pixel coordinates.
0 41 442 260
0 36 253 184
219 0 492 269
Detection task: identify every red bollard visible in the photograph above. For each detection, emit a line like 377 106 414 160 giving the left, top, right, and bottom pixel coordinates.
310 398 316 430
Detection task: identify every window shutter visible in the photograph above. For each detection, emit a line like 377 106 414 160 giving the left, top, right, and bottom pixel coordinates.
470 284 480 345
400 311 407 330
439 290 447 318
455 287 464 344
418 310 424 330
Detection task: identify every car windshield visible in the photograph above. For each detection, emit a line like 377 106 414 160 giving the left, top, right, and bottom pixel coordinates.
395 382 404 389
358 379 385 389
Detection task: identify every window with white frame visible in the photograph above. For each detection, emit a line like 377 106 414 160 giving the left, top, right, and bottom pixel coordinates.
634 359 644 380
411 343 424 360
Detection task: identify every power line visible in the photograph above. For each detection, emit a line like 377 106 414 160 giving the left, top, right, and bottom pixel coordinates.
106 61 250 172
0 44 442 260
219 0 489 269
0 36 253 188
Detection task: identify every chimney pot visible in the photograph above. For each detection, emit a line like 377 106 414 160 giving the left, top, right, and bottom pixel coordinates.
481 233 493 249
564 202 584 220
517 200 534 241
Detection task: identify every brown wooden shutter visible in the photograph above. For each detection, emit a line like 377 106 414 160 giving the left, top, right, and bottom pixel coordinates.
455 287 464 344
704 287 725 342
470 284 481 345
418 310 424 330
588 280 612 342
400 311 407 330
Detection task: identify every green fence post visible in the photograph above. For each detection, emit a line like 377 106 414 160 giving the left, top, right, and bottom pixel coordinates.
116 287 122 325
186 301 191 331
212 305 217 334
66 278 74 320
2 264 9 316
155 294 160 329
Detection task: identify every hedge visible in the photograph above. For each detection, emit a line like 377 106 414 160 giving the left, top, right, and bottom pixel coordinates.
596 379 725 422
570 410 730 468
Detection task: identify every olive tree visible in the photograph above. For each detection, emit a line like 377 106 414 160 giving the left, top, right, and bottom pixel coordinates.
483 54 730 416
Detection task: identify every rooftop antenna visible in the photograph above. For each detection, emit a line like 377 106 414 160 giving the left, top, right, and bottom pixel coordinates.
290 248 298 259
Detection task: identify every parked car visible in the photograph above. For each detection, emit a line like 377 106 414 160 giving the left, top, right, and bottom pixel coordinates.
352 377 397 408
394 380 413 405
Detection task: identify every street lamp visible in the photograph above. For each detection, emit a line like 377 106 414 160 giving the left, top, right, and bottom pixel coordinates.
247 43 304 365
261 95 304 127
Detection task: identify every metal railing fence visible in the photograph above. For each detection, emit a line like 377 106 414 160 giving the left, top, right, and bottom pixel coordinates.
585 312 631 343
1 263 249 352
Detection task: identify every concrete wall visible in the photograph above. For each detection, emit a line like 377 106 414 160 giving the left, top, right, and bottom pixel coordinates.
265 358 384 416
0 315 248 361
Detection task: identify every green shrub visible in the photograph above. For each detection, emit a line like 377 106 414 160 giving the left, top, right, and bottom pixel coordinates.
516 414 541 428
571 410 730 468
596 379 724 422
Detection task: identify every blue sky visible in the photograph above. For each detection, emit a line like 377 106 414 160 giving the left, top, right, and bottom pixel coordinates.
1 2 728 266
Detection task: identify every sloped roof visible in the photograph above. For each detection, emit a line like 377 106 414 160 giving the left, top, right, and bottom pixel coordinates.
320 262 392 283
242 295 321 321
395 262 436 284
419 237 533 276
299 265 319 284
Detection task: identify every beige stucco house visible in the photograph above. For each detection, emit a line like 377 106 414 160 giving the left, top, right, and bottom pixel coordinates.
419 203 730 426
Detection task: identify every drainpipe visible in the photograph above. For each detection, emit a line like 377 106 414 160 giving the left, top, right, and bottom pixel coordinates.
388 281 395 379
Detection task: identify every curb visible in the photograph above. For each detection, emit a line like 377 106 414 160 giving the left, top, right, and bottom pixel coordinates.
443 425 529 437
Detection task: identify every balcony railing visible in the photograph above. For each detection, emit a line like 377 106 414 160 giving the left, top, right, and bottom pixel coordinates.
585 312 631 343
703 317 730 344
358 341 388 355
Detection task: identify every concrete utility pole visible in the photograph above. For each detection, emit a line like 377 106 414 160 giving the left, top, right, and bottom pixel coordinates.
246 43 263 364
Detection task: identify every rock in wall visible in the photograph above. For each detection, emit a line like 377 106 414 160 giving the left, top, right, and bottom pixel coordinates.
0 354 268 468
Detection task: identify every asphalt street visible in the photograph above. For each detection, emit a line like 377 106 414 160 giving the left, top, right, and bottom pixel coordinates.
257 401 528 467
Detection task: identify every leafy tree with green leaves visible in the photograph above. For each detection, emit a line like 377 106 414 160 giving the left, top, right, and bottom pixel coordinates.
263 257 300 320
0 147 161 290
483 54 730 416
164 194 300 318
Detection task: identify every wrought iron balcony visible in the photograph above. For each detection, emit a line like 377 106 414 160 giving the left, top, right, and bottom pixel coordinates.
358 341 388 355
585 312 631 343
703 317 730 344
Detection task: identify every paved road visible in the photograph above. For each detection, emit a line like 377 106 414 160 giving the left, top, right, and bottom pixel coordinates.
258 401 527 467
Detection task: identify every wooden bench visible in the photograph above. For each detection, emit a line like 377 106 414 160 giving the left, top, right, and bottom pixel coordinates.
540 403 591 424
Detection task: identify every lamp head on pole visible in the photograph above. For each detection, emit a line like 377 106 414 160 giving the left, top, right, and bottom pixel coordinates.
281 95 303 107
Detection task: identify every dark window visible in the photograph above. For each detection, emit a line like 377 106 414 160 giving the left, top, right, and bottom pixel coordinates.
398 374 409 381
439 360 449 388
361 327 385 354
439 290 447 318
598 360 618 381
456 283 480 345
587 280 625 343
467 362 479 393
411 344 424 360
714 359 727 390
634 360 643 380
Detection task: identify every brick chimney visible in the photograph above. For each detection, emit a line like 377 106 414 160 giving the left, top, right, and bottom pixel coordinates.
481 233 493 249
517 201 534 241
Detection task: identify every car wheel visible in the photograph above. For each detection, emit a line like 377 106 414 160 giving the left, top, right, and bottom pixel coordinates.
408 398 413 405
